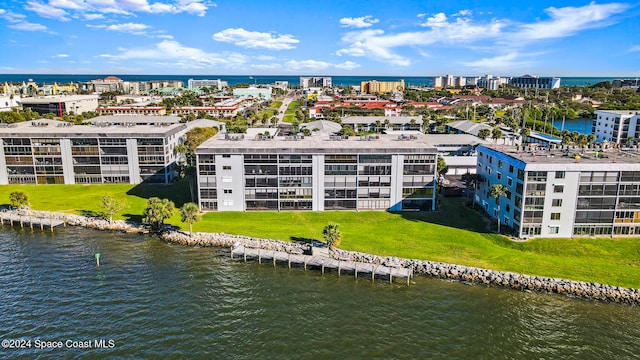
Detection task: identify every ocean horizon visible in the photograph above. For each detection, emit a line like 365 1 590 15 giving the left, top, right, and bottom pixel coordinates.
0 74 634 88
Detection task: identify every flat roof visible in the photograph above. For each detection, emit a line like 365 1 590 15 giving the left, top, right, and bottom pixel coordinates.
197 133 438 154
479 144 640 167
0 119 187 138
89 115 182 124
341 116 423 124
19 95 99 103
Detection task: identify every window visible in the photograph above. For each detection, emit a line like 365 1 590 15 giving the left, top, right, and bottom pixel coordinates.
222 154 231 158
507 177 513 186
552 199 563 207
509 165 514 173
498 160 503 168
554 185 564 193
222 200 233 206
497 172 502 180
222 177 232 183
551 213 561 220
555 171 566 179
223 165 231 170
549 226 560 234
224 189 233 194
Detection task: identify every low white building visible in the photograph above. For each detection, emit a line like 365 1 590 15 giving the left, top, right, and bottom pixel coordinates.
20 95 99 116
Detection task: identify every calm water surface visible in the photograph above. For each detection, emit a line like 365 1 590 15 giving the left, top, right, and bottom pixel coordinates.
1 227 639 359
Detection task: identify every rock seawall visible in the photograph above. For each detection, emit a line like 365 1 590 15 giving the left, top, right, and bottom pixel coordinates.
3 208 638 306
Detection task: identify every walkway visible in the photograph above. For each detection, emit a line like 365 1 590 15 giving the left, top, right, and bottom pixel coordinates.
0 212 65 231
230 243 412 285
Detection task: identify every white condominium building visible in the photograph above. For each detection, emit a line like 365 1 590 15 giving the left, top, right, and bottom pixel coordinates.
195 133 438 212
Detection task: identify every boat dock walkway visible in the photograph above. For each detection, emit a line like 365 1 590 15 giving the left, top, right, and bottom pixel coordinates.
231 243 412 285
0 212 65 231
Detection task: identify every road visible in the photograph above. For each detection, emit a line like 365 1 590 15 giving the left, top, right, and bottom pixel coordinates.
275 91 297 125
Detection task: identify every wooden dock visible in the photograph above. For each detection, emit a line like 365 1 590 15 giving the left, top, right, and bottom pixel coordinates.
230 243 412 285
0 212 65 231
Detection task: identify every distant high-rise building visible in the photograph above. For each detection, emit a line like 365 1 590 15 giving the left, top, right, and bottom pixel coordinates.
509 75 560 89
360 79 405 94
300 77 332 89
187 79 227 90
477 75 509 90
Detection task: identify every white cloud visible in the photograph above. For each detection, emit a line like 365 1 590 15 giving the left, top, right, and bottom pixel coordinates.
83 13 104 20
630 45 640 52
100 40 249 69
460 52 533 71
213 28 299 50
454 10 472 17
25 1 69 21
24 0 213 19
337 3 629 68
157 34 174 39
53 53 69 57
286 59 360 71
334 61 360 70
423 13 448 28
339 15 379 28
9 21 49 32
88 22 151 35
0 8 50 32
514 2 630 40
251 64 282 70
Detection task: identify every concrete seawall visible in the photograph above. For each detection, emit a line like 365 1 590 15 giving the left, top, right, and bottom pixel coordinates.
3 208 638 306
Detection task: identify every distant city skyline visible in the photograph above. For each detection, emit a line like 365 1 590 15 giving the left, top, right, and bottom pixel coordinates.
0 1 639 76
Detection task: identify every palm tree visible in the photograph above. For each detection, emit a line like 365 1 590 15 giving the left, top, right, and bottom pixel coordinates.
322 223 342 248
489 184 508 234
180 202 201 236
492 127 503 144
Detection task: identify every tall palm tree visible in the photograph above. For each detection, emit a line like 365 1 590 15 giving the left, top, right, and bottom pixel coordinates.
180 202 201 236
489 184 508 234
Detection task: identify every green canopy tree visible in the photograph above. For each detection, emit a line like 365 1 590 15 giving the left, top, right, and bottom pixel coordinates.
100 194 126 225
478 128 491 139
9 191 28 209
489 184 509 234
492 127 503 144
322 223 342 248
142 197 175 231
437 156 448 176
180 202 201 236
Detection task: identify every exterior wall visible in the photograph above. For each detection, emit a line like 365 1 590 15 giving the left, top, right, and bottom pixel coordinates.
232 88 272 100
0 135 175 185
594 110 640 143
196 150 436 212
476 145 640 238
215 154 245 211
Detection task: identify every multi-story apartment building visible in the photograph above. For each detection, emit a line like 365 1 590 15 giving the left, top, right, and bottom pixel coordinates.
477 75 509 90
476 144 640 238
593 110 640 143
509 75 561 89
195 133 438 212
360 80 405 94
187 79 228 90
0 118 217 185
300 77 332 89
20 95 99 116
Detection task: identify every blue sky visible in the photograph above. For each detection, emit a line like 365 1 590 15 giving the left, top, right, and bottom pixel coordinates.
0 0 639 76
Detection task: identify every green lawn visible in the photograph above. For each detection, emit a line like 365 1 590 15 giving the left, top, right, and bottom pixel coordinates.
282 114 296 123
270 101 282 109
1 183 639 288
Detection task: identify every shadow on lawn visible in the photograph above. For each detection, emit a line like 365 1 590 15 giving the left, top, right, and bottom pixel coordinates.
392 196 492 234
79 210 101 218
122 213 143 224
126 180 191 208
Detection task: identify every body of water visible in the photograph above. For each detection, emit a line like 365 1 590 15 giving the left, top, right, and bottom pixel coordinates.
1 227 639 358
552 118 593 134
0 74 627 88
